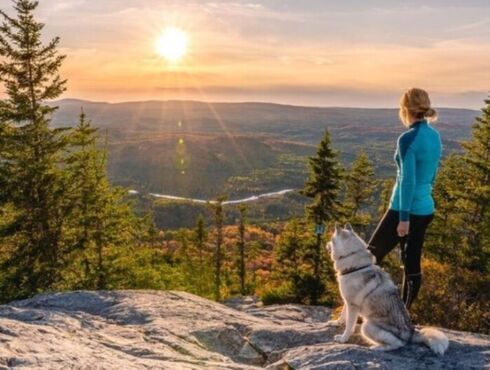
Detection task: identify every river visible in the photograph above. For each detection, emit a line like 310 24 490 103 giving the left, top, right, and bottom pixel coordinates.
128 189 296 205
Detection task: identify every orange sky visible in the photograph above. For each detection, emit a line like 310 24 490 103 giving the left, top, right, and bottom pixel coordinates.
2 1 490 108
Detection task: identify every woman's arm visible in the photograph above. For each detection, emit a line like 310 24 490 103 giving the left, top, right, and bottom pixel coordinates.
398 133 417 222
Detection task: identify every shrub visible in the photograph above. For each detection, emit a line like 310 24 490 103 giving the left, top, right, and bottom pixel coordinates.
412 259 490 334
261 284 297 305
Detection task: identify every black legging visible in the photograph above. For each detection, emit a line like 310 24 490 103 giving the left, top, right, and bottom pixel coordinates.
367 209 433 309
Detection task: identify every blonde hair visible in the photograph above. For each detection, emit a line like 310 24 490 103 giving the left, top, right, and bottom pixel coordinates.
399 88 438 127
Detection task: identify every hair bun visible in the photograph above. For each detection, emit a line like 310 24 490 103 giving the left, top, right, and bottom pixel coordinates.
424 107 438 119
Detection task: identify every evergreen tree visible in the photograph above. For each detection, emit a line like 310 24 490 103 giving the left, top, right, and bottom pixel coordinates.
377 179 395 220
429 95 490 273
237 204 247 295
247 240 261 290
272 218 332 304
135 208 160 248
301 129 343 223
194 215 207 273
192 215 209 295
64 112 135 290
274 219 303 283
212 196 226 301
459 95 490 272
300 129 343 304
174 229 199 293
344 151 376 235
427 154 467 264
0 0 69 298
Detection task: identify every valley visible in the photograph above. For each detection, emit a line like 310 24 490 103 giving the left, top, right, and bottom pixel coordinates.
52 100 478 228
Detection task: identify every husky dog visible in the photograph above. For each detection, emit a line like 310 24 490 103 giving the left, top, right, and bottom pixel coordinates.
326 223 448 355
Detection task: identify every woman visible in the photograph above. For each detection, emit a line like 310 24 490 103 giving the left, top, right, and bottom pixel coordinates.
367 88 442 310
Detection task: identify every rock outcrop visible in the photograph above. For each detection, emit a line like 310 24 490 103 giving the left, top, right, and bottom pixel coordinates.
0 290 487 369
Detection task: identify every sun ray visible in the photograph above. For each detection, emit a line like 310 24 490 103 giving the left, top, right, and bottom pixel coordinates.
179 69 251 169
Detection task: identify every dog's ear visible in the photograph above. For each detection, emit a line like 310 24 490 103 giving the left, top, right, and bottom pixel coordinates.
334 222 341 234
344 223 354 232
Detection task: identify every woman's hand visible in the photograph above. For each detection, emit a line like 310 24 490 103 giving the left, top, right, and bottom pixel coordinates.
397 221 410 237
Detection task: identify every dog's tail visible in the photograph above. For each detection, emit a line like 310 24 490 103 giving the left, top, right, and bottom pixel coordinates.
411 327 449 355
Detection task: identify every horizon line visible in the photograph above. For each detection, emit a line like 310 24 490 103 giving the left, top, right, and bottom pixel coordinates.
52 97 481 112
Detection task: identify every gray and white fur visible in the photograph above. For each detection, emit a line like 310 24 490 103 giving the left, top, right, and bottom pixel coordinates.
326 223 448 355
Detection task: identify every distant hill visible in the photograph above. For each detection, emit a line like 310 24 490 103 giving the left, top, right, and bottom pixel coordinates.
51 99 478 199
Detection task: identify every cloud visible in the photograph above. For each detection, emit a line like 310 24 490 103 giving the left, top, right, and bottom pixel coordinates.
206 2 264 10
3 0 487 108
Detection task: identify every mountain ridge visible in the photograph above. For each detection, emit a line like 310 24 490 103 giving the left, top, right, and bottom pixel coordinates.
52 98 480 112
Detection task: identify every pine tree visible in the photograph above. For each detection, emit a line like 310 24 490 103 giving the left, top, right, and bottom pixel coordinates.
247 240 261 290
273 218 329 304
300 129 343 304
192 215 209 295
428 95 490 273
274 219 303 282
301 129 343 223
427 154 467 264
194 215 207 272
0 0 69 298
459 95 490 272
64 112 135 290
64 110 98 252
237 204 247 295
174 229 198 292
212 196 226 301
344 151 376 234
133 204 160 248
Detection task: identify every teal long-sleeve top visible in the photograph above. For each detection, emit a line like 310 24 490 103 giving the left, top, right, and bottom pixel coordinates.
389 119 442 221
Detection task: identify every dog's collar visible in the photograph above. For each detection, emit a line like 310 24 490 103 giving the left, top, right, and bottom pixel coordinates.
340 264 372 276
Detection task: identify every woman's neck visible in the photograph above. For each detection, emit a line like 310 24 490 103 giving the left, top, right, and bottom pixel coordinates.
408 118 426 127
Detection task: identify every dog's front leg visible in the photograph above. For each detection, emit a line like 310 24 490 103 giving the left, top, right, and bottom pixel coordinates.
334 303 359 343
327 304 346 326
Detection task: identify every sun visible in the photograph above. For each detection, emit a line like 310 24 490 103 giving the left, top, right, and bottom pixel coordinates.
155 27 188 63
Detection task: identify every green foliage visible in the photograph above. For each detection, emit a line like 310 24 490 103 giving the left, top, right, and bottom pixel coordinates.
427 96 490 273
268 218 335 305
411 259 489 334
0 0 66 122
458 96 490 272
0 0 70 298
212 196 226 301
237 204 247 295
343 151 377 236
62 112 137 290
301 129 343 224
297 129 343 304
377 178 395 219
0 2 139 300
192 215 208 294
274 219 304 277
261 283 296 305
151 191 308 229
